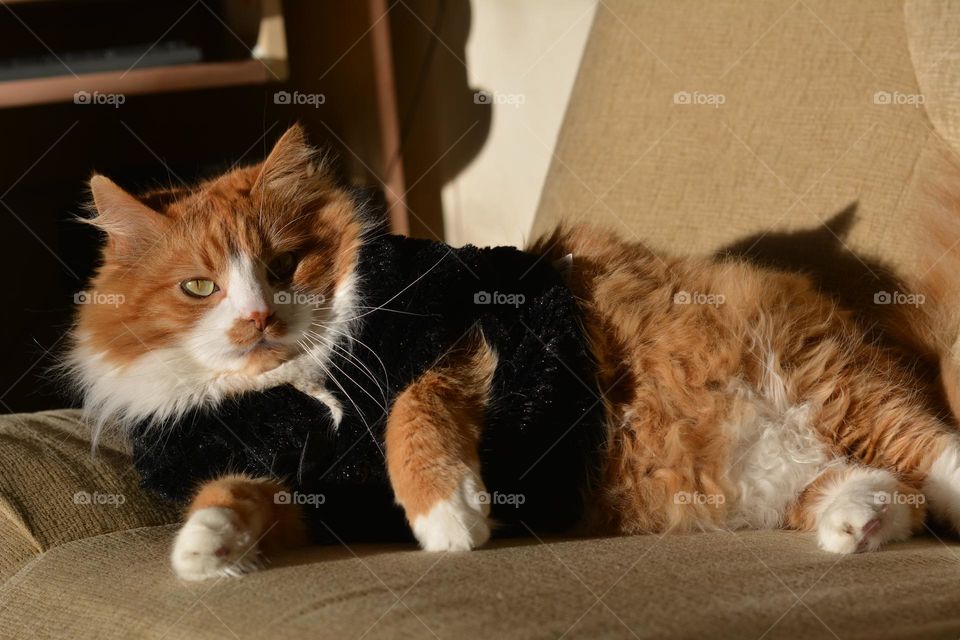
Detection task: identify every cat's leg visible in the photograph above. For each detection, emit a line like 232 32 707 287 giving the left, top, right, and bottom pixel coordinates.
171 474 306 580
787 464 925 553
801 350 960 535
385 334 497 551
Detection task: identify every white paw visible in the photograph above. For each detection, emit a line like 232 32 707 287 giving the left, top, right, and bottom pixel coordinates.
412 474 491 552
816 478 913 554
171 507 260 581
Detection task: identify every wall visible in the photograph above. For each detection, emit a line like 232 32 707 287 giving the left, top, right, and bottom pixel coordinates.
441 0 597 247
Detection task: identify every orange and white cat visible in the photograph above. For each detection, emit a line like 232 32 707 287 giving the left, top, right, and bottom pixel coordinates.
70 125 960 580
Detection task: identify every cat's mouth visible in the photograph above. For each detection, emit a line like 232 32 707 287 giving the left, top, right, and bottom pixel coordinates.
237 339 295 375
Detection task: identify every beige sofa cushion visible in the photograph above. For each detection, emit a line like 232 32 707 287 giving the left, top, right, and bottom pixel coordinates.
2 521 960 640
0 409 177 581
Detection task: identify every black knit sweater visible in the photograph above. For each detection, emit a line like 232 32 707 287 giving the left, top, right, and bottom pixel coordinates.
130 234 605 543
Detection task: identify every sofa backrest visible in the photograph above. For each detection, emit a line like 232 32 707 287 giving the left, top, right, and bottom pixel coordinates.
532 0 960 290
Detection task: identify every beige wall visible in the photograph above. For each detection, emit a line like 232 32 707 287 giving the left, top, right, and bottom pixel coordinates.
441 0 597 247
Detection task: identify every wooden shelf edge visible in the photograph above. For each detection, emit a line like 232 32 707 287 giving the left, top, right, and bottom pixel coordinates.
0 58 284 109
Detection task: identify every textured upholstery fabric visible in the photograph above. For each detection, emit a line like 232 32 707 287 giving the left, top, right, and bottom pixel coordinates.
532 0 960 285
5 1 960 638
2 518 960 639
0 411 176 581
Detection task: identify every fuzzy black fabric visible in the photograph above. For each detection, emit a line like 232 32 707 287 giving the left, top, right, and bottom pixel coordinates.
130 234 605 543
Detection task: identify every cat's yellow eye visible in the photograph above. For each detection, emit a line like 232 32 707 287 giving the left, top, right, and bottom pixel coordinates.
267 252 298 282
180 279 218 298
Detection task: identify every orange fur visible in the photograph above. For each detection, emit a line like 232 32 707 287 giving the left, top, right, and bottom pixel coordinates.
528 224 956 535
188 474 306 551
385 333 497 521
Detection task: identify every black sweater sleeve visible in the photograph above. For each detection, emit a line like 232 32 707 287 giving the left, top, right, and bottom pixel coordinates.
130 385 335 503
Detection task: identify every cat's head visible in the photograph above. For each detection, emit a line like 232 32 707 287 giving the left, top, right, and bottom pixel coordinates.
68 125 366 430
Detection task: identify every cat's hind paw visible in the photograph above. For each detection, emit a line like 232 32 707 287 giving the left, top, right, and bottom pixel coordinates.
816 472 915 554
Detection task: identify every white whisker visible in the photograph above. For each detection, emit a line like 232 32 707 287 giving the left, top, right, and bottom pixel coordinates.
306 330 388 410
298 339 385 458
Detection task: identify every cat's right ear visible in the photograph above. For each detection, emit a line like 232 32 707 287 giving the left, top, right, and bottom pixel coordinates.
88 175 166 259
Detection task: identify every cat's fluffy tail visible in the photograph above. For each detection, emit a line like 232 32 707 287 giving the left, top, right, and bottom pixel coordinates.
911 162 960 416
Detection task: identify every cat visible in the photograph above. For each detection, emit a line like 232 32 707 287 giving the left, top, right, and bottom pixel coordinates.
68 124 960 581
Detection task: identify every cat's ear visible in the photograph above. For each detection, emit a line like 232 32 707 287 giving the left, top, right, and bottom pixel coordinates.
88 175 166 258
253 124 317 194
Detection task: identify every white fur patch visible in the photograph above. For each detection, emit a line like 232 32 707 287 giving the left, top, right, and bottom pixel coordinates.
171 507 259 581
412 474 491 552
923 441 960 532
723 363 830 530
814 467 914 553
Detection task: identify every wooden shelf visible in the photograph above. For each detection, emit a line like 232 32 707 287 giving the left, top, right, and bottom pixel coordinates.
0 58 283 108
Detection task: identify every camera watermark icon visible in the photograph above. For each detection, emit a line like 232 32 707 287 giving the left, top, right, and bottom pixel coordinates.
873 91 924 108
872 491 925 506
473 90 526 108
474 290 526 308
673 290 725 307
873 290 924 307
74 290 125 307
73 490 126 507
274 491 325 506
74 90 125 108
474 491 525 508
673 91 725 108
274 291 326 306
274 90 326 108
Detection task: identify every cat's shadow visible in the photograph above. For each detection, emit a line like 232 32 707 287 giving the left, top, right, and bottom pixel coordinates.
716 203 906 318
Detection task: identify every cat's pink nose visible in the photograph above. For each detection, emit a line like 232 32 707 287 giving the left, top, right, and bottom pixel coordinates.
247 310 273 332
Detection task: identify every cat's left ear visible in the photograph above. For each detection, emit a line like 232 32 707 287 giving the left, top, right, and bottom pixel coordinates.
253 124 319 194
88 175 167 259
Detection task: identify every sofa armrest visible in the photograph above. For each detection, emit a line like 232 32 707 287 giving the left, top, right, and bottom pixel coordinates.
0 409 178 580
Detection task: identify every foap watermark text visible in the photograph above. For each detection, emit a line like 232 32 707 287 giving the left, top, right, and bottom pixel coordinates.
274 491 325 506
474 90 526 108
274 91 326 107
74 491 126 507
75 290 125 307
673 290 725 307
873 290 924 307
74 90 125 108
474 291 525 308
274 291 326 306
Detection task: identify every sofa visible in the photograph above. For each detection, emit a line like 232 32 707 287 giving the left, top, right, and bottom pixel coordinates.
4 1 960 638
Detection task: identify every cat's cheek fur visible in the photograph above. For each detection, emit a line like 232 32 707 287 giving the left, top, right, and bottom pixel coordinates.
69 337 225 434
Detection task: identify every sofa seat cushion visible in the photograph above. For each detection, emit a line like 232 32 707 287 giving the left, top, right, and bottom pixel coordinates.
1 524 959 640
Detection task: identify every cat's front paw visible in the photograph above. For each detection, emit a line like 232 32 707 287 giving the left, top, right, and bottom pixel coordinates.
171 507 260 580
817 488 913 554
412 474 491 551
